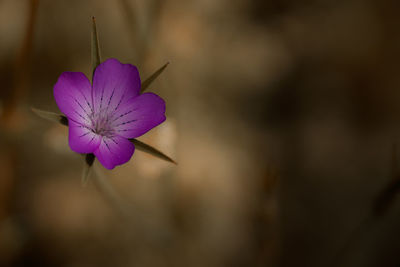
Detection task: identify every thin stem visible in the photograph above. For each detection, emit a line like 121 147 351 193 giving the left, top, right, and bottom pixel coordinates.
91 16 101 81
92 165 131 218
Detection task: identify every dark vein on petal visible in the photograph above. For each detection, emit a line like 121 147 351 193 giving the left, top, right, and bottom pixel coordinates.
102 135 135 165
86 100 93 113
88 135 96 144
111 110 133 123
114 92 126 112
67 117 92 130
77 89 93 113
71 96 91 117
67 117 84 125
78 124 94 131
114 119 137 127
100 86 105 111
79 131 91 138
110 137 119 145
104 139 112 152
107 88 115 108
74 110 90 123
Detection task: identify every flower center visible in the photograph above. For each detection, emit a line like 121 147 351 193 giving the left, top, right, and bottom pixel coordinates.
89 109 114 137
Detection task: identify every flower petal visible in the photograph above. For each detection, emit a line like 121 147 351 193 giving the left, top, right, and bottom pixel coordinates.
93 135 135 169
92 58 141 116
110 93 166 139
68 120 101 154
53 72 93 125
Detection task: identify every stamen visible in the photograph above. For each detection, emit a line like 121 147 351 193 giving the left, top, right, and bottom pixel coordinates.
88 108 115 137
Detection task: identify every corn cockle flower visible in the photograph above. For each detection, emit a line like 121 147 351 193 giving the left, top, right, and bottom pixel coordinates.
54 58 166 169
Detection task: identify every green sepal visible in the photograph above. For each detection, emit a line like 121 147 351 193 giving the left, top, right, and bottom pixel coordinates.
82 153 95 186
31 108 68 126
130 138 176 164
141 62 169 93
91 16 102 81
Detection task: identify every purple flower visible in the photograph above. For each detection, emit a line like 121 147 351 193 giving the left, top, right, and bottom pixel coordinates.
53 58 166 169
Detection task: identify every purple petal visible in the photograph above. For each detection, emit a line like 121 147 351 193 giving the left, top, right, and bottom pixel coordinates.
110 92 166 139
68 120 101 154
54 72 93 125
92 58 141 116
93 135 135 169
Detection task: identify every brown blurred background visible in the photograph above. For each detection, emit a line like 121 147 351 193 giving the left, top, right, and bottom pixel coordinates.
1 0 400 266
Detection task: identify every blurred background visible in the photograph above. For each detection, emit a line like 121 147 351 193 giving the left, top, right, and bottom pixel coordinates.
1 0 400 266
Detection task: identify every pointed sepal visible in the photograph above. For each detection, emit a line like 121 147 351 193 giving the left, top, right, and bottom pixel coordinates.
91 16 102 80
130 138 176 164
31 107 68 126
141 62 169 93
82 153 95 186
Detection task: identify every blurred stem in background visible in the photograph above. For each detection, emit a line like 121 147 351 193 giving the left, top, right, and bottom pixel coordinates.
117 0 164 68
0 1 39 263
0 0 39 223
331 144 400 267
1 0 39 129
